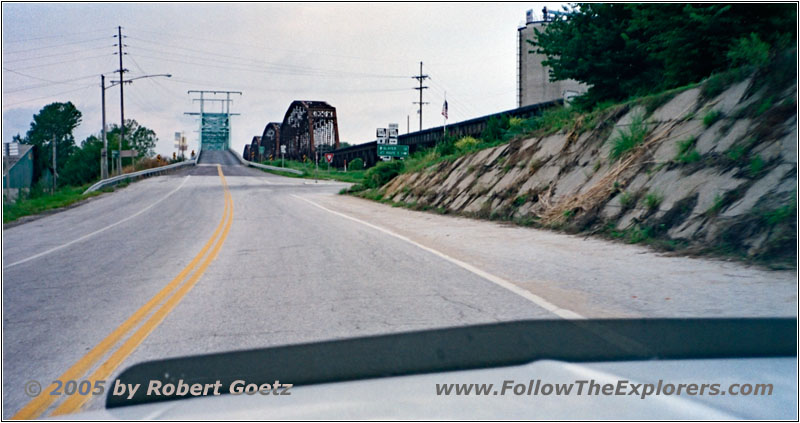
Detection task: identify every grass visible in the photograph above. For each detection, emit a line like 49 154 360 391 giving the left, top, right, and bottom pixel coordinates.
609 113 648 160
703 109 723 127
748 155 765 176
260 159 366 184
706 193 726 216
763 201 796 226
674 136 702 164
3 184 104 224
619 191 633 208
643 192 663 211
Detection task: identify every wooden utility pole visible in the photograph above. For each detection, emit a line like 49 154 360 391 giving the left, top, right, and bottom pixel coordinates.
51 134 57 191
116 26 126 175
412 61 429 132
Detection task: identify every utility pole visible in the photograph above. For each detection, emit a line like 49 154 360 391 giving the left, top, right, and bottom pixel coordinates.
115 26 127 175
100 74 108 179
412 61 429 132
51 134 57 192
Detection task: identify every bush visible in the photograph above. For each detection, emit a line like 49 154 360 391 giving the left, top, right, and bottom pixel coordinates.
727 33 771 68
348 158 364 170
675 136 701 163
454 136 480 153
643 192 663 210
703 109 723 127
481 115 510 142
363 160 404 189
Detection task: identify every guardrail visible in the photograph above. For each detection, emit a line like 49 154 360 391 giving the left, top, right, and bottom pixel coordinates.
83 160 197 194
229 149 303 175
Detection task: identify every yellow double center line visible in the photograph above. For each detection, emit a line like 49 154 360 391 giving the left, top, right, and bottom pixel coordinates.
13 165 233 419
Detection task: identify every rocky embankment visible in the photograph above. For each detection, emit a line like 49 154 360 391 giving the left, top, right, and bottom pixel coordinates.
379 76 797 266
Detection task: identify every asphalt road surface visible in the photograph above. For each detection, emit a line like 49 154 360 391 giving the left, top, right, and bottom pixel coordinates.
3 150 795 418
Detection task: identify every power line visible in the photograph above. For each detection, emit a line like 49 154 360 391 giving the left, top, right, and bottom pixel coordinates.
125 26 409 65
125 36 407 79
7 53 112 71
2 68 99 93
3 44 114 64
3 84 95 108
3 28 113 44
3 37 112 55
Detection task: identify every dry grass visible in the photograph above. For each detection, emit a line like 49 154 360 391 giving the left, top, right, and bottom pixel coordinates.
535 111 688 226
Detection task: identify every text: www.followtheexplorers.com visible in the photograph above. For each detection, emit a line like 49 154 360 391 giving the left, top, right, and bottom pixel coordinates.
435 380 773 399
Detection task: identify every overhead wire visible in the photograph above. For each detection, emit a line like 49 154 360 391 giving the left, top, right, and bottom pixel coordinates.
3 84 96 108
3 44 115 64
3 28 113 44
125 36 407 79
3 36 113 55
7 53 113 71
125 26 408 65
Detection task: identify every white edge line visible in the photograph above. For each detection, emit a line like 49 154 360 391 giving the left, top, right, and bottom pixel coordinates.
291 194 585 320
5 175 192 269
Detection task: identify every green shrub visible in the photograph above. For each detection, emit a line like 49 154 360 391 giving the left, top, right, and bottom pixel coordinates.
454 136 480 153
434 137 457 156
727 33 771 68
707 194 726 215
481 115 509 142
703 109 723 127
643 192 663 210
363 160 404 189
619 191 633 207
675 136 701 163
348 158 364 171
609 113 648 160
749 155 765 176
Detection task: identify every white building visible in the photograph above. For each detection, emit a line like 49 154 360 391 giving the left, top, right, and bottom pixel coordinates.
517 8 587 107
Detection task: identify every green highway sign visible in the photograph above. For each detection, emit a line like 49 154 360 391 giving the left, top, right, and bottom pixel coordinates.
377 144 409 157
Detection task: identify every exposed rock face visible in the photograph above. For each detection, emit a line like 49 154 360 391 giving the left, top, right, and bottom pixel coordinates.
379 77 797 264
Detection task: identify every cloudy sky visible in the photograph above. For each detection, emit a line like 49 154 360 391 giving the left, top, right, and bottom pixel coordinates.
2 2 566 156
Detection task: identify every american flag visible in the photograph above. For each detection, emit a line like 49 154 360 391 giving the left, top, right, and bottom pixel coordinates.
441 99 448 120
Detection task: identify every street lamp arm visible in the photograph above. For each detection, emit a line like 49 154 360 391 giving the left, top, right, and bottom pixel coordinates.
106 73 171 88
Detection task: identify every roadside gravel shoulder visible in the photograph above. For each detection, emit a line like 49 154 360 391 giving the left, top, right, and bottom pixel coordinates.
308 193 796 319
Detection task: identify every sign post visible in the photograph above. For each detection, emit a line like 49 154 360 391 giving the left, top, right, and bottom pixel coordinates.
280 145 286 168
377 123 404 160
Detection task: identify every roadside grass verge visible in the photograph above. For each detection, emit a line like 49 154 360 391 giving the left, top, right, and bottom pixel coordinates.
259 159 366 184
3 184 105 224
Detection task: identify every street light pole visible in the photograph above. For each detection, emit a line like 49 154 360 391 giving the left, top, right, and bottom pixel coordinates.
101 73 171 178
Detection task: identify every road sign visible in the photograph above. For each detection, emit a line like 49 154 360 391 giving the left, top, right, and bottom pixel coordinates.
280 145 286 154
325 153 334 163
259 146 265 155
376 128 387 138
120 150 136 158
377 144 409 157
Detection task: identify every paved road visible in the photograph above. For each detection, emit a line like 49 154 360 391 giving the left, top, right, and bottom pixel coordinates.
3 150 795 417
2 151 552 418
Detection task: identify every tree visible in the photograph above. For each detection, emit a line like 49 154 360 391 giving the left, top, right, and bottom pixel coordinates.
18 102 82 184
106 119 158 159
61 135 104 186
531 3 797 107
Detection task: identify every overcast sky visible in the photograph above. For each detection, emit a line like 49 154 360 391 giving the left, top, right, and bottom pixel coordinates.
2 2 566 156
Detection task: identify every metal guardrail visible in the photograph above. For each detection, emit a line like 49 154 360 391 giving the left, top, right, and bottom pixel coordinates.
229 149 303 175
83 160 197 194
